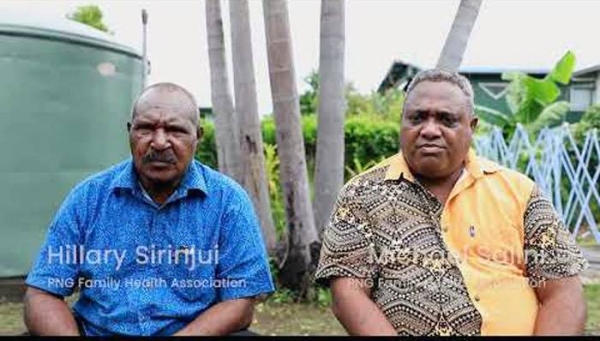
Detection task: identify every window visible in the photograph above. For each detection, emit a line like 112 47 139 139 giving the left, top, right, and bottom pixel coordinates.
479 82 508 100
570 84 595 111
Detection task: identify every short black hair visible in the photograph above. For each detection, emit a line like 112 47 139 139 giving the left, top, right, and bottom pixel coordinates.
131 82 199 126
404 69 475 114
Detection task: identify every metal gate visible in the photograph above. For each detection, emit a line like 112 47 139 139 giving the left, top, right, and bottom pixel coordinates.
475 124 600 244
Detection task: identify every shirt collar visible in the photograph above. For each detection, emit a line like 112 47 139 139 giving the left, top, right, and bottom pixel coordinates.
109 159 137 191
109 159 208 196
384 148 499 182
177 160 208 195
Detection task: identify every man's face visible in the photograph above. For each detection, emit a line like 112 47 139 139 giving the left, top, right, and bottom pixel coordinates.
128 90 200 187
400 80 478 179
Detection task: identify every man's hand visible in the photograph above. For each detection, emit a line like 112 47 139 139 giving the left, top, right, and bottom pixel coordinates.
533 276 586 335
172 297 255 336
23 287 80 336
330 277 397 335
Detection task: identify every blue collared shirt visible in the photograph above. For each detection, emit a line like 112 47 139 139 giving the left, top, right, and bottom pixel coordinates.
26 159 275 336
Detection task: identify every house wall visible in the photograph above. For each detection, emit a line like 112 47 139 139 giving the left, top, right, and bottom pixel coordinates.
595 72 600 104
379 63 589 124
464 74 511 114
464 73 581 123
567 72 596 122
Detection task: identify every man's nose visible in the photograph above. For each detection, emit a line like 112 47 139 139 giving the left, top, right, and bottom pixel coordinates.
151 129 171 150
420 118 442 139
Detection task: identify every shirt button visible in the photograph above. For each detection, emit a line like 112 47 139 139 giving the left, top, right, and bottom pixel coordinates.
474 295 481 302
442 225 448 233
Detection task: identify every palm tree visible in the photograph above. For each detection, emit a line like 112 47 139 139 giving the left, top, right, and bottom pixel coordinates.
263 0 320 294
229 0 277 254
313 0 346 236
436 0 483 72
205 0 242 182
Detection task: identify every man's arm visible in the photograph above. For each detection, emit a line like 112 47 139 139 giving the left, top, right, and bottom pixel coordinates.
172 298 254 336
23 287 79 336
533 276 586 335
24 183 86 335
522 186 589 335
314 180 393 335
330 277 397 335
172 187 273 336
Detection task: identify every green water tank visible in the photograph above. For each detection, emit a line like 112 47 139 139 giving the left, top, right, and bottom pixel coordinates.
0 12 143 277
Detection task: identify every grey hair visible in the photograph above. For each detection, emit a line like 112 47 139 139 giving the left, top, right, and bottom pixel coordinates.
405 69 475 114
131 82 199 126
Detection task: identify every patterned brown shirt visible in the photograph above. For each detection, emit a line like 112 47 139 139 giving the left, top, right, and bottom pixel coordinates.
314 150 588 335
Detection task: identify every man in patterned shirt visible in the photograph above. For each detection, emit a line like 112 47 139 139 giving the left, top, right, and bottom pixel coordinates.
314 69 588 335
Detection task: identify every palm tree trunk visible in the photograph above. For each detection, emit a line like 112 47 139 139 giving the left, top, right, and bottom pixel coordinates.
229 0 277 255
313 0 345 236
436 0 483 72
263 0 320 295
205 0 242 182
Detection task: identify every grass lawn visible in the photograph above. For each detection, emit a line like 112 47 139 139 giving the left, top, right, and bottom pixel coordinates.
2 284 599 336
0 297 345 336
0 302 23 336
253 302 345 336
585 284 600 333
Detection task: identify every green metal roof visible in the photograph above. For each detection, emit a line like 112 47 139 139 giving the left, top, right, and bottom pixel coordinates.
0 10 142 59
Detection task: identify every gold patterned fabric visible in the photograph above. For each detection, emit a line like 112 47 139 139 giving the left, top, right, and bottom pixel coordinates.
524 186 588 281
314 150 588 336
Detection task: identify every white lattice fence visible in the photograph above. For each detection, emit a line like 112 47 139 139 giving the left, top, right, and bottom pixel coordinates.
474 125 600 244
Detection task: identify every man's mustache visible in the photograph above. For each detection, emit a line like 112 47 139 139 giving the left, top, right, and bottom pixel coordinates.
142 150 177 164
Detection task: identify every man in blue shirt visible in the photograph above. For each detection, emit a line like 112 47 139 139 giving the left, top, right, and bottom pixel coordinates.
23 83 275 336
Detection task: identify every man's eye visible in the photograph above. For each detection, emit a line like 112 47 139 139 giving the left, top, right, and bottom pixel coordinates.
410 115 424 123
135 126 153 134
441 116 456 126
169 128 187 134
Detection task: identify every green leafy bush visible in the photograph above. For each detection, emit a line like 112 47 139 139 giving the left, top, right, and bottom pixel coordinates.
198 114 400 178
261 114 399 181
264 144 287 238
195 121 218 169
343 115 399 179
573 104 600 142
476 50 576 139
270 288 296 304
67 5 110 33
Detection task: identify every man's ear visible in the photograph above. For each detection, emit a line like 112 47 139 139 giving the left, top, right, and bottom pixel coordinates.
127 122 132 132
197 126 203 140
470 115 479 132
